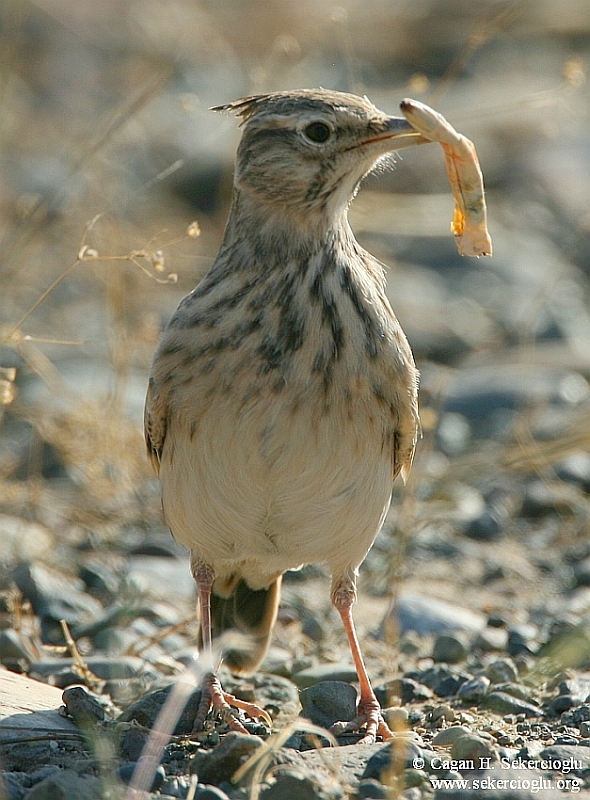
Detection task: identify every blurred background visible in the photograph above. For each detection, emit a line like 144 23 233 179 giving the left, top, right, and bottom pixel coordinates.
0 0 589 679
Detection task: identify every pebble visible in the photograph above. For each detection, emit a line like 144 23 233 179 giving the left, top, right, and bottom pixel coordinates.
432 726 474 746
432 632 468 664
25 770 104 800
1 772 27 800
473 626 509 652
484 658 519 685
540 744 590 773
299 681 358 730
189 732 264 785
481 691 542 718
259 768 342 799
119 684 203 735
375 677 433 706
450 732 497 763
118 762 166 791
195 786 231 800
12 562 103 641
356 778 388 799
291 663 358 688
458 675 491 703
409 664 471 697
361 740 424 782
394 593 486 636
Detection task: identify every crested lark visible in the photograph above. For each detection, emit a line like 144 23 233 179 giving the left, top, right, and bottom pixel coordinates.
145 89 429 744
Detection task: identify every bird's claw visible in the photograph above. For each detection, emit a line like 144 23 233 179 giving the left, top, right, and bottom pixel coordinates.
192 672 272 734
330 701 394 745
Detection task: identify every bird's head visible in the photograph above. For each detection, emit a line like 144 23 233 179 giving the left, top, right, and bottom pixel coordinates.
213 89 428 222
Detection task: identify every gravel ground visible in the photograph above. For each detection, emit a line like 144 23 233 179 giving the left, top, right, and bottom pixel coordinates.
1 1 589 798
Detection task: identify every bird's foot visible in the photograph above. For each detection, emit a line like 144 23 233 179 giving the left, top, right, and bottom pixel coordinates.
192 672 273 734
330 697 394 745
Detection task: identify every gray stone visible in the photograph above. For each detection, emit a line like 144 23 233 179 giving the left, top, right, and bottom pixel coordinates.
450 733 496 764
119 683 205 735
484 658 519 685
189 732 264 785
356 778 388 798
1 772 27 800
300 681 358 730
375 678 433 706
394 593 486 636
292 663 358 688
473 627 509 652
481 691 542 718
539 745 590 774
25 770 103 800
259 769 342 800
432 726 474 746
458 675 491 703
361 740 423 781
432 633 468 664
409 664 471 697
195 786 231 800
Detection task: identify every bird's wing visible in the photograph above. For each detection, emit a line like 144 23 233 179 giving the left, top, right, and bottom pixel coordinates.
393 395 420 485
144 375 167 475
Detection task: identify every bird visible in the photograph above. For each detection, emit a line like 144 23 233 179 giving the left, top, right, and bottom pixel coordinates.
144 89 427 745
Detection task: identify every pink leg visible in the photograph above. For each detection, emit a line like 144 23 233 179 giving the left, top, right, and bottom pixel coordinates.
191 559 272 733
330 578 394 745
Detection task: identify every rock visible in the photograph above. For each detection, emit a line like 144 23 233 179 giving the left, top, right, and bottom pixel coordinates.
12 563 103 642
0 629 39 664
432 726 474 746
119 726 150 762
394 593 486 636
194 786 231 800
463 508 505 541
436 412 471 457
30 655 158 682
521 480 583 518
375 678 433 706
300 681 357 730
189 732 264 785
1 772 27 800
292 663 358 688
458 675 491 703
361 739 424 782
118 684 203 735
409 664 471 697
25 770 103 800
507 624 539 656
481 691 542 718
356 778 388 798
450 732 496 764
432 633 468 664
0 516 54 563
259 768 342 799
61 686 105 728
0 669 78 735
539 745 590 774
118 762 165 791
484 658 519 684
555 451 590 491
473 626 509 652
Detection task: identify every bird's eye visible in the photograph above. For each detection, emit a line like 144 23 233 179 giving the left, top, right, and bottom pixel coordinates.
303 121 332 144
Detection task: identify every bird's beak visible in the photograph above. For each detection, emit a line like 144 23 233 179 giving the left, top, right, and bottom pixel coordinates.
359 117 431 151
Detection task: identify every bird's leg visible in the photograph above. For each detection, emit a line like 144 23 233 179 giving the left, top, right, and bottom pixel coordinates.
330 577 394 745
191 559 272 733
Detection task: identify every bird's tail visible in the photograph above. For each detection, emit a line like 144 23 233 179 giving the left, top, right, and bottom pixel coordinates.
208 575 281 674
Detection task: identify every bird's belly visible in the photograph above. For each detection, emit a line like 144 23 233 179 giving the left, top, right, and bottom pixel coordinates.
160 391 393 586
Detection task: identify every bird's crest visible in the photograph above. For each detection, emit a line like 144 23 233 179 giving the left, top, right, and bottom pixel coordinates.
211 95 271 125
